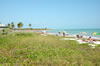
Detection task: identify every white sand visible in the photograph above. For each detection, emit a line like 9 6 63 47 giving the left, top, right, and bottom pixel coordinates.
76 40 88 44
61 38 77 40
93 41 100 45
61 37 100 48
48 32 100 48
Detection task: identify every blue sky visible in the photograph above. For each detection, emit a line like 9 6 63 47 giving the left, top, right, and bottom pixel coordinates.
0 0 100 29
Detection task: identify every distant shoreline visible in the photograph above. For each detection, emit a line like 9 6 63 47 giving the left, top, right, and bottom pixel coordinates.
14 28 51 30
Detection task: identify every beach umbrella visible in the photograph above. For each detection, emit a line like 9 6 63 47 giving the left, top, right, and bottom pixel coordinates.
93 32 100 35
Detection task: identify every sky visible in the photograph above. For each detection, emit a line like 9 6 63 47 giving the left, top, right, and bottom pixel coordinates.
0 0 100 29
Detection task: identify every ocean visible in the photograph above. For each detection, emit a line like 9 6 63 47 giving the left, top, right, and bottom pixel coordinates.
48 29 100 37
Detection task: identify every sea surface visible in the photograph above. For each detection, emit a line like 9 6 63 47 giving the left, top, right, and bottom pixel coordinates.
48 29 100 37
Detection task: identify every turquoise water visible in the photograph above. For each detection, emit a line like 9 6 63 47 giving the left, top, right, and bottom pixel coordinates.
48 29 100 37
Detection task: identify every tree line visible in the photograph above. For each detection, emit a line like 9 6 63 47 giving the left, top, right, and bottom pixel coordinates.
8 22 32 29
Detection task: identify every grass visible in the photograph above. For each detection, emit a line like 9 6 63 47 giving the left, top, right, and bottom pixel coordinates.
0 32 100 65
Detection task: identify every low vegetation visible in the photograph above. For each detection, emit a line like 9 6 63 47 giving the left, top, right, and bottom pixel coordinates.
0 32 100 65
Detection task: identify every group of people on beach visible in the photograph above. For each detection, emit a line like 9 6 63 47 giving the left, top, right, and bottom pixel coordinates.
40 30 97 43
57 32 67 37
76 34 96 43
76 35 83 39
40 30 68 37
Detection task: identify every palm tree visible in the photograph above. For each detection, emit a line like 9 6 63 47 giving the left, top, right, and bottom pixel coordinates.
8 23 10 28
17 22 23 29
11 22 15 29
29 24 32 29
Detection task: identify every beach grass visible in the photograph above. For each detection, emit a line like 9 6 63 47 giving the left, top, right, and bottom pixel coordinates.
0 32 100 65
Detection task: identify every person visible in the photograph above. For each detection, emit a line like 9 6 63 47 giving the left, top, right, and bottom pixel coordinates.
88 36 93 43
58 32 61 36
58 32 61 34
80 35 83 39
63 32 66 37
93 39 96 42
76 35 80 39
88 36 91 40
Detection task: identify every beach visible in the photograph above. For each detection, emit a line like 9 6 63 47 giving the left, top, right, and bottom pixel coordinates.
48 29 100 40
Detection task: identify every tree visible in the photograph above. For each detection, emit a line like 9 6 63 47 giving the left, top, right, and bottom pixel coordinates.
29 24 32 29
17 22 23 29
8 23 10 28
11 22 15 29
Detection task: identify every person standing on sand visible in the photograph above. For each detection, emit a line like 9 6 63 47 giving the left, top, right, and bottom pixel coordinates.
58 32 61 36
63 32 66 37
58 32 60 34
76 35 80 39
